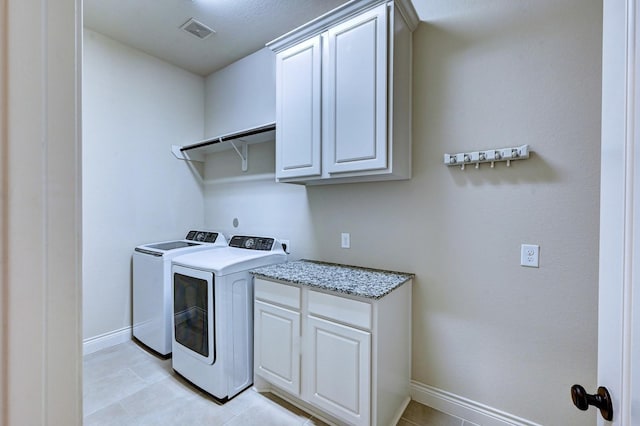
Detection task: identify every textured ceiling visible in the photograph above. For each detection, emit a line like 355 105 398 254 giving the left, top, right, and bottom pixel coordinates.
83 0 355 76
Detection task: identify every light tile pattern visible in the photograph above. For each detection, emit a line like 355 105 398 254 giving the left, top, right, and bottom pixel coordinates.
84 341 464 425
399 401 479 426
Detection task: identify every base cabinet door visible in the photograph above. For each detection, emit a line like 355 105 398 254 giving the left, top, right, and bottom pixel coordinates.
254 300 301 395
305 315 371 425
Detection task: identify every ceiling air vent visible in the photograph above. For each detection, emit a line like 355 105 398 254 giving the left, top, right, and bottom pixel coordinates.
180 18 215 40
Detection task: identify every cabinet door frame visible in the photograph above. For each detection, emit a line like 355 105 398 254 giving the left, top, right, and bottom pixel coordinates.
325 3 388 175
305 314 371 425
254 300 301 395
275 36 323 179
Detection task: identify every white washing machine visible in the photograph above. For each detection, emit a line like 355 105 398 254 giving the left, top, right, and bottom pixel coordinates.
133 230 228 356
171 235 287 400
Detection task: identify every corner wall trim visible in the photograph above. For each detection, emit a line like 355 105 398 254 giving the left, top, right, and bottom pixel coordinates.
82 326 132 356
410 381 542 426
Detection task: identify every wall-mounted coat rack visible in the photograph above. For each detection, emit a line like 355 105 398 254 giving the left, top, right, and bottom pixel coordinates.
444 144 530 170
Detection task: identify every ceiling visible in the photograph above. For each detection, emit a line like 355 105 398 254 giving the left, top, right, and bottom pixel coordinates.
83 0 356 76
83 1 434 77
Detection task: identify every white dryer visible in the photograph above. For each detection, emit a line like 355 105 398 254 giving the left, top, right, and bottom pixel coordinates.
133 230 227 356
171 235 287 400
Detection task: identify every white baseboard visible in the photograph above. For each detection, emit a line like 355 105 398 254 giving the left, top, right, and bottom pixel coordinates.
391 396 411 426
410 381 542 426
83 326 132 356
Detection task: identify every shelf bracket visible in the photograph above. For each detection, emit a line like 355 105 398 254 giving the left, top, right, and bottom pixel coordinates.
171 145 204 162
229 139 248 172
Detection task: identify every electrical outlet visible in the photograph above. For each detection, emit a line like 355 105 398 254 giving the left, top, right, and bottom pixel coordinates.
520 244 539 268
341 233 350 249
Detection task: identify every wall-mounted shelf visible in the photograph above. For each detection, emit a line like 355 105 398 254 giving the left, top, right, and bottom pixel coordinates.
172 122 275 171
444 144 530 170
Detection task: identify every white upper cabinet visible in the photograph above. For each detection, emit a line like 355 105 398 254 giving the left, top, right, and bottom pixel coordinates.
326 4 387 174
276 36 322 179
268 0 418 185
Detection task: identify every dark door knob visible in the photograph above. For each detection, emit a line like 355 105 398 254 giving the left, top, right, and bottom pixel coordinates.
571 384 613 421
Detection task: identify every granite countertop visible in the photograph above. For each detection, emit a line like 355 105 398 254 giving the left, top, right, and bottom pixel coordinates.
251 259 414 299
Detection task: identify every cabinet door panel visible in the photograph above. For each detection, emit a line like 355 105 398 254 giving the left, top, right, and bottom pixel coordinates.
254 301 301 395
306 315 371 425
276 36 322 179
326 3 388 174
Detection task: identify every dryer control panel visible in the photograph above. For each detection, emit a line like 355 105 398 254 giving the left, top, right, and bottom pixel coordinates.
229 236 275 251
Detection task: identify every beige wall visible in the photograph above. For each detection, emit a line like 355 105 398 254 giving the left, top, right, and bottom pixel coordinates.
407 0 601 422
203 0 602 423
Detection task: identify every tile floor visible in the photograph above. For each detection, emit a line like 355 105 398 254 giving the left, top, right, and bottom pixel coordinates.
84 341 473 425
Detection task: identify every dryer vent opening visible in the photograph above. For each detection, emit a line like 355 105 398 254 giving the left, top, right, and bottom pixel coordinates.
180 18 215 40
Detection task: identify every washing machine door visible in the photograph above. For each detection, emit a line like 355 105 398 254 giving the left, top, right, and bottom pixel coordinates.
172 265 215 365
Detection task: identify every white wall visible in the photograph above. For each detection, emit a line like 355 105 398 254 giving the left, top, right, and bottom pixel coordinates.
204 141 312 242
204 48 276 137
82 29 206 340
202 47 311 245
202 0 602 424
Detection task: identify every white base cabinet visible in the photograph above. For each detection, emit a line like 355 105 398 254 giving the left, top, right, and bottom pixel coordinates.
307 315 372 425
268 0 418 185
253 278 412 426
254 300 301 395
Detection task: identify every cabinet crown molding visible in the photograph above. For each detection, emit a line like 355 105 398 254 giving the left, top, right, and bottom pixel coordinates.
266 0 419 53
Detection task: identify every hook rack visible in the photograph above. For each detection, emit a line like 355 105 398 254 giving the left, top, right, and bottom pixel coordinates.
444 144 530 170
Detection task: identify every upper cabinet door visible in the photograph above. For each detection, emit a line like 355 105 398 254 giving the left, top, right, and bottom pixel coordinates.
325 3 388 174
275 36 322 179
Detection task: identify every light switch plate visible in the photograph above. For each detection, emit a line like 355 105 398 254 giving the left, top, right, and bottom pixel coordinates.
341 233 350 249
521 244 539 267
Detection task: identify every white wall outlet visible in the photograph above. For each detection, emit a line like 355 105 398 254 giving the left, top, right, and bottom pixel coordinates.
281 239 290 253
341 233 350 249
521 244 539 267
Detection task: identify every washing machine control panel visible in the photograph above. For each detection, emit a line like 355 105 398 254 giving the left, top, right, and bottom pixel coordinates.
185 230 219 243
229 236 275 251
